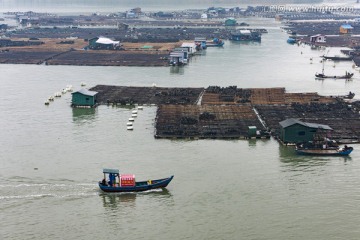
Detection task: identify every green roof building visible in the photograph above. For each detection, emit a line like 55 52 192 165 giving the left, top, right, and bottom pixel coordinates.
71 89 98 107
225 18 237 26
279 118 332 144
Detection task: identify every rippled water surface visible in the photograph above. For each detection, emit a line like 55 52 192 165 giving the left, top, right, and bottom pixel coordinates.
1 13 360 240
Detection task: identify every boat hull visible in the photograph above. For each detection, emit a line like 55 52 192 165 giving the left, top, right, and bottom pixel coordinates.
315 73 353 79
99 175 174 192
295 147 353 156
323 56 353 61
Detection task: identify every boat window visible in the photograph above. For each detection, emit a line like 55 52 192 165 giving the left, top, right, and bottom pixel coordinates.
298 131 305 136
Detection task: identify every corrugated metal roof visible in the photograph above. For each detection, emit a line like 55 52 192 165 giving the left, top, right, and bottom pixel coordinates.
341 24 353 29
96 36 120 45
72 88 98 96
239 30 251 34
279 118 332 130
103 168 119 174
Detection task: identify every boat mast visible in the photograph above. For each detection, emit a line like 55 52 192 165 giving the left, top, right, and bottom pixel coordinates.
322 50 329 75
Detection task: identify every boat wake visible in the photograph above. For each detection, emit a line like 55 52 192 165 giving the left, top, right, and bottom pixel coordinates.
0 182 98 201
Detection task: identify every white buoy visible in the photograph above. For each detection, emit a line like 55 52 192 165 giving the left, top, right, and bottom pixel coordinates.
127 122 133 126
62 89 67 94
127 126 134 130
137 106 143 110
44 100 50 105
131 114 137 118
132 110 138 114
81 82 86 86
48 96 54 101
129 118 135 121
66 85 73 92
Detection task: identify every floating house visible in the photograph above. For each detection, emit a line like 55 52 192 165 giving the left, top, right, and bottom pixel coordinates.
181 42 197 55
230 30 261 42
279 118 332 144
310 34 326 43
173 47 189 61
340 24 353 34
169 51 188 66
88 36 121 50
71 89 98 108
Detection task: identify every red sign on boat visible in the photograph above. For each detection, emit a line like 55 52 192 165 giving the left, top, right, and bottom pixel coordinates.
120 174 135 187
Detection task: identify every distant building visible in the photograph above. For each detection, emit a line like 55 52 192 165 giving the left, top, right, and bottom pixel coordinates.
340 24 353 34
155 12 174 18
71 89 98 107
131 7 141 14
117 22 129 30
275 14 284 21
225 18 237 26
310 34 326 43
88 36 121 50
0 24 8 31
279 118 332 144
201 13 208 20
126 11 137 18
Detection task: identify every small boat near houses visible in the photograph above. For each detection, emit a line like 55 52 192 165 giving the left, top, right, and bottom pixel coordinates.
296 145 353 156
99 168 174 193
206 38 224 47
295 136 353 156
322 55 353 61
315 71 354 79
315 58 354 79
287 38 296 44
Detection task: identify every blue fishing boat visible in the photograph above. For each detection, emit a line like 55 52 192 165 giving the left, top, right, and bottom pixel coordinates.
295 138 353 156
206 38 225 47
295 145 353 156
99 168 174 193
287 38 296 44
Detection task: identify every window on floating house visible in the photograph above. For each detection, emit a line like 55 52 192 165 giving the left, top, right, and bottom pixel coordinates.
298 131 305 136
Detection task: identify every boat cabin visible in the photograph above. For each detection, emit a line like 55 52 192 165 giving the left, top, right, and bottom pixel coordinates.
102 168 120 187
101 169 136 187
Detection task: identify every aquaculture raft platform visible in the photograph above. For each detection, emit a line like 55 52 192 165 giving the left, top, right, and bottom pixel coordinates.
90 85 204 105
87 84 360 140
155 105 267 139
201 87 335 105
255 102 360 140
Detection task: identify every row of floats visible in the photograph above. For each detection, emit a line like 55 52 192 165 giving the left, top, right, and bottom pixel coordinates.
44 82 87 105
44 84 74 105
127 106 143 130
